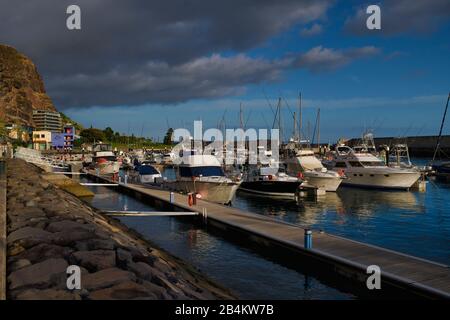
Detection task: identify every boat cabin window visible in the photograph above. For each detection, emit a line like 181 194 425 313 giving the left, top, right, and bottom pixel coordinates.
179 166 224 177
334 162 347 168
138 166 160 175
93 144 112 152
349 161 363 167
96 156 116 161
361 161 384 167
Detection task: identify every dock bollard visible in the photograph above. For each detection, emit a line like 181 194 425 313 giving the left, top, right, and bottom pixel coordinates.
202 207 208 224
169 192 174 203
188 193 194 206
304 229 312 249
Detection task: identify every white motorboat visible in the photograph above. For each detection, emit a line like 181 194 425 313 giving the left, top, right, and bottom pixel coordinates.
164 154 241 205
283 148 343 192
91 143 120 175
325 145 420 190
137 161 162 184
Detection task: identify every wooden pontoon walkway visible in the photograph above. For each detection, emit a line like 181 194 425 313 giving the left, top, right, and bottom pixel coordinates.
87 173 450 299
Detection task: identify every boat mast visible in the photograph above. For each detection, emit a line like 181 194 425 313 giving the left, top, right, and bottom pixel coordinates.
239 102 244 130
278 97 283 143
317 108 321 152
298 92 302 145
293 111 297 142
432 92 450 161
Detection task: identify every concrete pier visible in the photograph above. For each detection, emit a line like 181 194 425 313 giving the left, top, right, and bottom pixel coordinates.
88 172 450 299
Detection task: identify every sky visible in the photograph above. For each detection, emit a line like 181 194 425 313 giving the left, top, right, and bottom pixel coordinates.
1 0 449 143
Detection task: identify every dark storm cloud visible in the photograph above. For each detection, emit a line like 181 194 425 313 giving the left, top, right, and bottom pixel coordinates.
345 0 450 35
0 0 331 72
48 54 291 107
0 0 378 108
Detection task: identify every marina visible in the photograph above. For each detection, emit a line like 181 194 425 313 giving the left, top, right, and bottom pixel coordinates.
1 2 449 305
82 170 450 299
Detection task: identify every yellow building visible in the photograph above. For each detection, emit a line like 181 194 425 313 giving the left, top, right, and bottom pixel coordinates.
32 131 52 150
7 124 31 142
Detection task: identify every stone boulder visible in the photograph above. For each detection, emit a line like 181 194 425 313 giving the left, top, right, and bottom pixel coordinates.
8 258 68 290
82 268 136 291
72 250 116 271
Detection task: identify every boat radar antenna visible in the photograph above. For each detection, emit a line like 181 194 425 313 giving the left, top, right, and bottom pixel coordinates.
432 92 450 161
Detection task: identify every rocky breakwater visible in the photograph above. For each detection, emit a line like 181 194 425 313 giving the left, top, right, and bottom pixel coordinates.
5 159 234 300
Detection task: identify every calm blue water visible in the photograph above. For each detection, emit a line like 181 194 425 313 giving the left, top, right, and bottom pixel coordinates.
82 180 354 299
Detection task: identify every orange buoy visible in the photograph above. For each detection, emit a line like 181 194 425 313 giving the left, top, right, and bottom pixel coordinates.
188 193 194 206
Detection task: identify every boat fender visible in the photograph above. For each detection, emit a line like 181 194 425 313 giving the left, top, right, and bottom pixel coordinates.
338 169 345 177
188 193 194 206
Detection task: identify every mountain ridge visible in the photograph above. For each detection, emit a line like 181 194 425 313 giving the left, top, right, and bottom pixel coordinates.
0 44 57 127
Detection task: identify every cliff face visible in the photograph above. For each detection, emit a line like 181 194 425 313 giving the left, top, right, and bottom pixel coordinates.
0 44 56 127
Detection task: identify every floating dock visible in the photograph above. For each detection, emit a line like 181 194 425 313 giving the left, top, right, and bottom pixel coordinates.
87 172 450 299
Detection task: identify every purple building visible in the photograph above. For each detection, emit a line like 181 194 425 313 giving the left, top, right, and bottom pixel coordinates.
63 125 75 149
51 132 65 149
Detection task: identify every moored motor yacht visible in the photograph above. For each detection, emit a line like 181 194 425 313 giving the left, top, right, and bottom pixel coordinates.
137 161 162 184
283 148 343 192
164 154 241 205
325 145 420 190
239 160 304 198
90 143 120 175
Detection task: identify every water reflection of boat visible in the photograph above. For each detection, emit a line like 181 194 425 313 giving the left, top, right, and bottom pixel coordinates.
237 186 424 226
298 189 424 222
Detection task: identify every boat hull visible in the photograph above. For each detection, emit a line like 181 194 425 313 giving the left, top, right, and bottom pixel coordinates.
139 174 161 184
302 173 342 192
165 180 240 204
95 161 120 175
339 171 420 190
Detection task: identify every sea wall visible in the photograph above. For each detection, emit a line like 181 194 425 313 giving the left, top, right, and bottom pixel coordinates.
4 159 234 300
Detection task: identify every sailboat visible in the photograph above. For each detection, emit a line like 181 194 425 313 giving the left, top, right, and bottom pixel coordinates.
431 93 450 181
